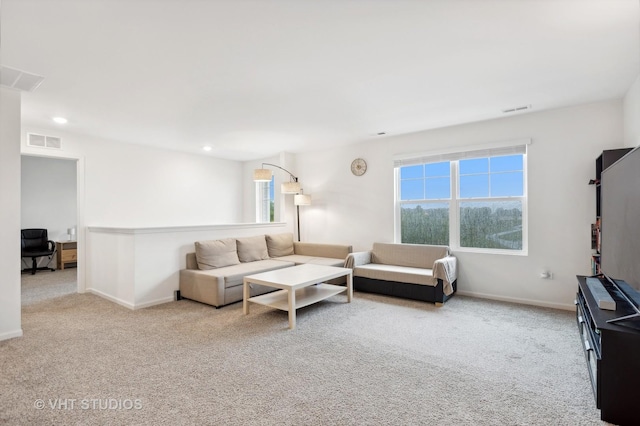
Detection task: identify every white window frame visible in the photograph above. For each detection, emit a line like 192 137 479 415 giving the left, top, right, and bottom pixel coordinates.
394 139 529 255
255 176 274 223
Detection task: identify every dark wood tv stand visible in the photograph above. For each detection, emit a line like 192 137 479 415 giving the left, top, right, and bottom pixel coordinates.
575 275 640 425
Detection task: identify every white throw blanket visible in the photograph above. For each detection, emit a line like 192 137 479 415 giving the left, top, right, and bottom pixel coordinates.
433 256 457 296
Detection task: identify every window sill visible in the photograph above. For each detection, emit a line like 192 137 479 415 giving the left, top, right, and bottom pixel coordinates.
452 247 528 256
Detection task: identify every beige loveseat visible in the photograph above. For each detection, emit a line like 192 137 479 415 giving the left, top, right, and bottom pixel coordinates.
179 233 352 308
345 242 457 305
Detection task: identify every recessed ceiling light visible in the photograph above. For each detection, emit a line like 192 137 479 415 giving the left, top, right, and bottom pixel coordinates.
52 117 68 124
377 132 386 136
202 146 212 151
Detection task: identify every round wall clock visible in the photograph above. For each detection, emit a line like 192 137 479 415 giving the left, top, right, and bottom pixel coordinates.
351 158 367 176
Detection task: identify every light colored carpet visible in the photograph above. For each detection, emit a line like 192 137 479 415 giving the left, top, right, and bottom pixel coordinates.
1 288 605 425
21 268 77 306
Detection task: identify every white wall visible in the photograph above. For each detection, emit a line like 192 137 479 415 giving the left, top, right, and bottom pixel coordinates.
20 128 248 304
295 100 624 309
21 129 245 227
12 98 630 313
21 155 77 244
10 99 627 313
87 222 289 309
0 87 23 341
623 75 640 148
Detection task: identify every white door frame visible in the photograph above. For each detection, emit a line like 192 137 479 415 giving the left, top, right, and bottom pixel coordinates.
20 152 86 293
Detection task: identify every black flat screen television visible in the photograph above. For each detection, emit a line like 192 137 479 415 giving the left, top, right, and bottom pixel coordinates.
601 145 640 322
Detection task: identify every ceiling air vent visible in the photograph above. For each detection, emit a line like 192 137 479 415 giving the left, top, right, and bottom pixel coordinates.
1 65 44 92
28 133 62 149
502 105 532 114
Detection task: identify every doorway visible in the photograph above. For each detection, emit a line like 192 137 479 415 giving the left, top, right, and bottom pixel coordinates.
20 155 78 305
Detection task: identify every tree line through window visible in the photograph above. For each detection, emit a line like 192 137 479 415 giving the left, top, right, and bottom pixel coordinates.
397 148 526 252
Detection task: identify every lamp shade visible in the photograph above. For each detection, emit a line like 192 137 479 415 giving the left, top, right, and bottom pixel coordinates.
281 181 301 194
253 168 272 182
294 193 311 206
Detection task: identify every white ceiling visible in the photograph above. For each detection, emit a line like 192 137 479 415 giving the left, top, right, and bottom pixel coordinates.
2 0 639 161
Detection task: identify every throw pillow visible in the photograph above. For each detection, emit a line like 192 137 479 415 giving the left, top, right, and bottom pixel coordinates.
265 233 295 257
195 238 240 270
236 235 269 262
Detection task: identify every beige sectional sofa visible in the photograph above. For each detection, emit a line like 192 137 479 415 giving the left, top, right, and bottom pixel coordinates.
345 242 457 305
179 233 352 308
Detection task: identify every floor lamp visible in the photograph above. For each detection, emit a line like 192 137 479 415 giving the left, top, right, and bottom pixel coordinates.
253 163 301 194
294 190 311 242
253 163 308 239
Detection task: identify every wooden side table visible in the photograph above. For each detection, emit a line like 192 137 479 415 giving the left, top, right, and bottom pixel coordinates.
56 241 77 270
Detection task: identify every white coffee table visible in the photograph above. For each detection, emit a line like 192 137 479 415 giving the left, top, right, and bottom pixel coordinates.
243 264 353 329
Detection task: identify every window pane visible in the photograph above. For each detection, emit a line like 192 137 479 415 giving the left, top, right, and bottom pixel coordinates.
460 174 489 198
257 177 275 223
400 203 449 245
460 158 488 174
491 172 523 197
396 150 526 253
268 176 275 222
491 155 523 173
425 161 450 177
257 182 270 223
269 176 275 200
459 200 522 250
425 177 450 199
400 179 424 200
400 165 423 179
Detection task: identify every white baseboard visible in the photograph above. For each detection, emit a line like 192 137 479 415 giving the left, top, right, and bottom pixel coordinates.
456 290 575 311
85 288 174 310
0 329 24 342
133 296 174 310
86 288 135 310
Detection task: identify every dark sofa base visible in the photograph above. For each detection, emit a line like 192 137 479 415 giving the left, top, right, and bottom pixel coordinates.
354 277 457 305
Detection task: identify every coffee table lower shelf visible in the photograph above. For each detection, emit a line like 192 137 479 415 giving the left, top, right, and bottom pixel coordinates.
248 283 346 311
243 264 353 329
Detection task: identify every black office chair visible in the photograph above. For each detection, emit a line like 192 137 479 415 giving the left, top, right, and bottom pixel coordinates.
21 229 56 275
